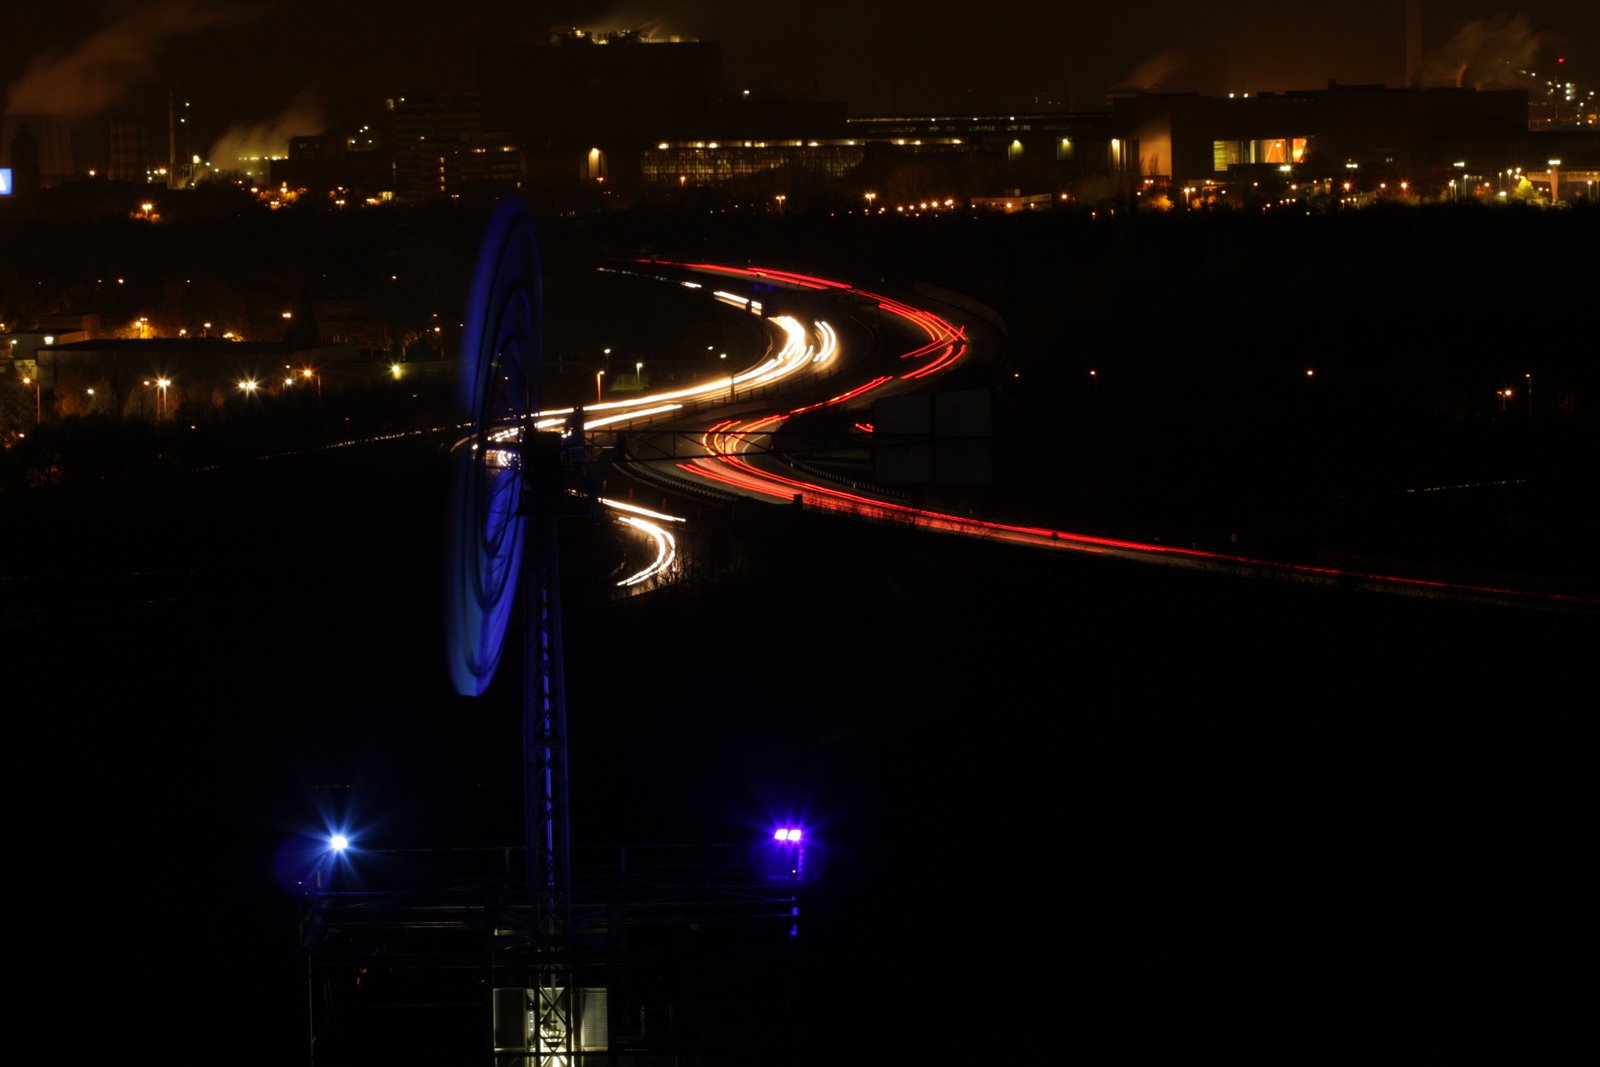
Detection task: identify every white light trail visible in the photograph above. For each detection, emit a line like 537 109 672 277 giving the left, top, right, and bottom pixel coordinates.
616 515 677 586
600 497 686 523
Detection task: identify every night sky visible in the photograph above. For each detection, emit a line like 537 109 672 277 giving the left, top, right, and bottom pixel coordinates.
6 2 1597 146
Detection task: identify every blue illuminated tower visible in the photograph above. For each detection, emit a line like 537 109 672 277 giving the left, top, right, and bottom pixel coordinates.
445 196 575 1065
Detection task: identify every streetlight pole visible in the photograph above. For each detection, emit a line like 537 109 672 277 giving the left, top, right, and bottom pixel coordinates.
21 376 40 424
635 361 643 390
595 369 605 403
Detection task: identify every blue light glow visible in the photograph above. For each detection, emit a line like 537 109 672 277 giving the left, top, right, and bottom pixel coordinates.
446 197 543 697
329 834 349 852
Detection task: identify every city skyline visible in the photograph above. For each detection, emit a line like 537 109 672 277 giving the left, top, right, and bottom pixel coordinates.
6 1 1596 147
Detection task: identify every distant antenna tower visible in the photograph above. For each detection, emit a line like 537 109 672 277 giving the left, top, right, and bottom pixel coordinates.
1407 0 1423 87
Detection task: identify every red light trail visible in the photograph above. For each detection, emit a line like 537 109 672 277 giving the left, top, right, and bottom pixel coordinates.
624 260 1597 613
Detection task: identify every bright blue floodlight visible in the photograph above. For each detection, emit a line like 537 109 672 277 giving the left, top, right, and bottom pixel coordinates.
274 825 360 895
773 827 802 843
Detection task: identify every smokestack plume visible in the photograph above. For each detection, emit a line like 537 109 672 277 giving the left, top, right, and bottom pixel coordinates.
1112 52 1185 93
5 1 252 119
207 93 326 181
1420 14 1547 89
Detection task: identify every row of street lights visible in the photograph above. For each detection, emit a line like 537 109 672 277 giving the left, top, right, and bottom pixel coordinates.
594 347 646 402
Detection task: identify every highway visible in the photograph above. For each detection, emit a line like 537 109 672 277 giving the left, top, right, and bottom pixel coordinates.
543 260 1596 613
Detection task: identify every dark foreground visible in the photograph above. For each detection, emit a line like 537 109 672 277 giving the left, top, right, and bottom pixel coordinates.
4 433 1594 1063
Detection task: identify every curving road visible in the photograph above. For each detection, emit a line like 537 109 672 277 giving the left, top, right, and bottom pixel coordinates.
549 260 1596 613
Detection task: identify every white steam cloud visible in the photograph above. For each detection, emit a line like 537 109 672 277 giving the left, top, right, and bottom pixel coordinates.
207 92 326 179
1421 13 1547 89
5 1 257 118
1113 51 1185 92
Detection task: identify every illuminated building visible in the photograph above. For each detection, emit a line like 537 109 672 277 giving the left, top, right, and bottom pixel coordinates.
383 91 523 201
1107 85 1600 203
270 135 394 201
270 93 525 202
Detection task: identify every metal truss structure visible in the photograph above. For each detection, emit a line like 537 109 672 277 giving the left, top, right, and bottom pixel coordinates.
301 843 803 1066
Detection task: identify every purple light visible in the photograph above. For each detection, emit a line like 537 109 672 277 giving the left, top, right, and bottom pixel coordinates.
773 827 802 843
329 834 349 852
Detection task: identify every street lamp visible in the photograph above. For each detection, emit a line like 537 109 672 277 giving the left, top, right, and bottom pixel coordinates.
864 191 877 212
302 367 320 400
20 375 40 424
595 368 606 402
635 361 643 389
155 377 170 422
